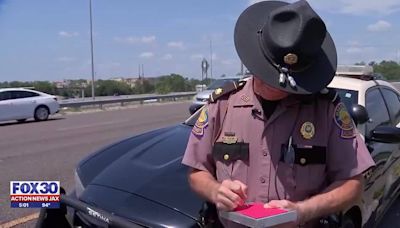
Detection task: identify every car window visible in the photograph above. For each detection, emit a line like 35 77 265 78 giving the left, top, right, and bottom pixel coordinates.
366 88 391 136
335 89 358 111
10 91 40 99
381 88 400 125
207 79 239 90
0 91 12 101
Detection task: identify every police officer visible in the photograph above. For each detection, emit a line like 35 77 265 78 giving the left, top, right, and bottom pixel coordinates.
182 1 375 227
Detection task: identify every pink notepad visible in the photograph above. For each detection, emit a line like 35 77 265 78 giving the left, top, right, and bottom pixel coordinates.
235 203 288 219
220 202 297 228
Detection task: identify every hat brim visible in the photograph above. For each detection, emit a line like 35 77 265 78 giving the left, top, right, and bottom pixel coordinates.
234 1 337 94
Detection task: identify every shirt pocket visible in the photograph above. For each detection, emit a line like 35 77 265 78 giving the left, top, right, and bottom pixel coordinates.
294 164 326 192
212 142 249 182
293 145 327 192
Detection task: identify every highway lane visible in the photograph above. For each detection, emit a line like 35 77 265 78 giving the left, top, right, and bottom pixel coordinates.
0 102 192 224
0 101 399 227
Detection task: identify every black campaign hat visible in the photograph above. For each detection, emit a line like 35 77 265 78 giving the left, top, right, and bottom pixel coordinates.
234 0 337 94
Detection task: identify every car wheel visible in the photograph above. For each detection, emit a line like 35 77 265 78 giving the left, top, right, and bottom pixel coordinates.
34 106 50 121
341 215 356 228
17 119 26 123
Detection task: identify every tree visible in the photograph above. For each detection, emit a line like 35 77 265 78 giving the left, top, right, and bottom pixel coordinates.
155 74 187 94
373 61 400 81
33 81 57 95
95 80 132 96
133 79 155 94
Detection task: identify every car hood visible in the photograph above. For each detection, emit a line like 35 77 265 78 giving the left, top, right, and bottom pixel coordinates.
195 90 213 99
79 184 198 227
77 124 203 220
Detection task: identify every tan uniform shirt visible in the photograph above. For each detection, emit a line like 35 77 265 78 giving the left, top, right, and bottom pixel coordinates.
182 77 375 227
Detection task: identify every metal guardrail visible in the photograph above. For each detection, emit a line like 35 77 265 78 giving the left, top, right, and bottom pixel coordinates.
59 92 196 109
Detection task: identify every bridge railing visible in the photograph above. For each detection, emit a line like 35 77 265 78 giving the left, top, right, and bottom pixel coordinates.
59 92 196 109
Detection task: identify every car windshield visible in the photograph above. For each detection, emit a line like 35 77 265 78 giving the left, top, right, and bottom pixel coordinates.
207 78 239 90
333 88 359 111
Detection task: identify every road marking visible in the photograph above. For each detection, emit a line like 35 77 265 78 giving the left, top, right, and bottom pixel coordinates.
57 119 130 131
0 213 39 228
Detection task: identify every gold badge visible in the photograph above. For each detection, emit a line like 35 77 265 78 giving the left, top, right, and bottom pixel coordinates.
222 132 238 144
300 122 315 139
284 53 298 65
215 88 223 95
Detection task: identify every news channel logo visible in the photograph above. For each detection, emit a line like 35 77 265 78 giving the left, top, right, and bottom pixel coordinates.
10 181 60 208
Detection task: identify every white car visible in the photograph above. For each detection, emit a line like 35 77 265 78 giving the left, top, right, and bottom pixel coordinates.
327 65 400 227
0 88 60 123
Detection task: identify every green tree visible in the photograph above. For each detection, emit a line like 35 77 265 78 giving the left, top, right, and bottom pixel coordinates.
94 80 132 96
155 74 187 94
33 81 58 94
373 61 400 81
133 79 155 94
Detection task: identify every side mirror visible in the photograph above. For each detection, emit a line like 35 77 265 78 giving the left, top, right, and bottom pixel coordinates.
350 104 369 125
371 126 400 143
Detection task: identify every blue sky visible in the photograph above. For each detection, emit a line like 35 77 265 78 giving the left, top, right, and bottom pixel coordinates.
0 0 399 82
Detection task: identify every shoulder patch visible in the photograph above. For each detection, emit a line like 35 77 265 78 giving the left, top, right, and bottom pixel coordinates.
334 102 356 138
192 107 209 136
209 80 246 103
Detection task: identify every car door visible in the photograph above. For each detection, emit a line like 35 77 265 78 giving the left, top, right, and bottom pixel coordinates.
10 91 40 119
363 87 397 217
0 91 14 121
379 88 400 203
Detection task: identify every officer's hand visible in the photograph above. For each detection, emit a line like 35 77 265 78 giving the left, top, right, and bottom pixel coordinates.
212 180 248 211
264 200 305 224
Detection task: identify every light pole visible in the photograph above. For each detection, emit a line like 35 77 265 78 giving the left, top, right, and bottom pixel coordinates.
210 40 213 79
89 0 96 100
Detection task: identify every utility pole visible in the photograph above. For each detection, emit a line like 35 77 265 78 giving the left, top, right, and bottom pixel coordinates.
210 40 213 80
89 0 96 100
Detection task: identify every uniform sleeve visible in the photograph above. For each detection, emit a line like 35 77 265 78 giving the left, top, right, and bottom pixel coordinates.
182 103 219 174
326 103 375 182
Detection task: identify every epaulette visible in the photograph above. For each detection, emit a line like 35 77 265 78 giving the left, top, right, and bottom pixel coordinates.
319 88 341 105
209 80 246 103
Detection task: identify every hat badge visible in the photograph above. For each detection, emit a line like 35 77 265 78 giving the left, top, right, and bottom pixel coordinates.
284 53 298 65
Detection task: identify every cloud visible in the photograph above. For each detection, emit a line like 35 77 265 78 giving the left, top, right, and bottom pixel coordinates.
248 0 263 5
139 52 154 58
191 54 204 60
246 0 400 15
58 31 79 38
161 54 173 60
56 57 76 62
345 45 375 54
367 20 392 32
114 35 156 44
221 59 236 65
341 0 400 15
167 41 185 49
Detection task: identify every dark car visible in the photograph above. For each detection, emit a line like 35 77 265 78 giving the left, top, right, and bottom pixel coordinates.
38 69 400 228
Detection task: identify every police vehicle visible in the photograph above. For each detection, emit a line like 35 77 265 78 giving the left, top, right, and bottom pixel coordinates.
37 65 400 228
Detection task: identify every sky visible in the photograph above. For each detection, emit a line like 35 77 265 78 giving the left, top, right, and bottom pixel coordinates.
0 0 399 82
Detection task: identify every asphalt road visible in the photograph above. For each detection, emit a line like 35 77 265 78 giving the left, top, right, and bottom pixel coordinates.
0 101 399 227
0 102 191 225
